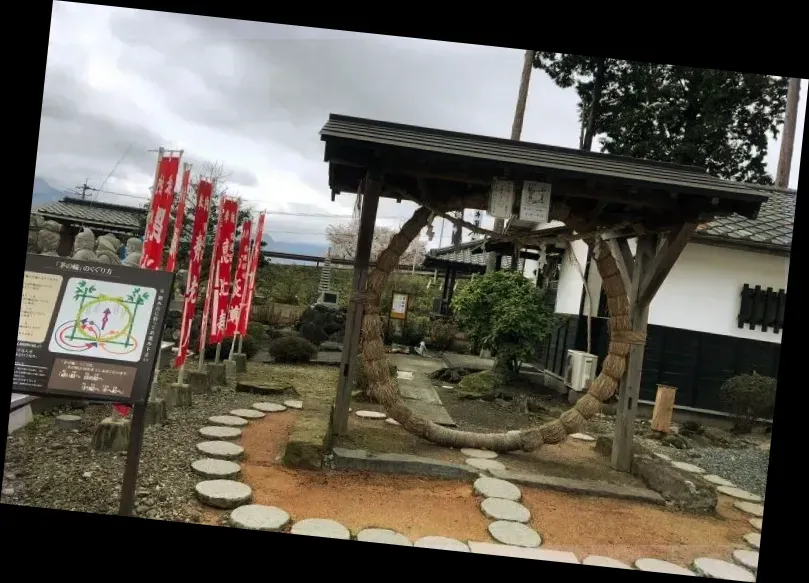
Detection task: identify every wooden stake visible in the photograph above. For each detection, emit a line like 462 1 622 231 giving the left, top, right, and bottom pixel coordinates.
651 385 677 433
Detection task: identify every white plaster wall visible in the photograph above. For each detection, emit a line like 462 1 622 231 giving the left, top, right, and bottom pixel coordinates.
522 256 539 283
555 239 789 344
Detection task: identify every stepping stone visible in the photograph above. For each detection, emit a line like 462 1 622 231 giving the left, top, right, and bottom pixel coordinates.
468 542 578 563
743 532 761 550
355 410 387 419
253 402 287 413
356 528 412 546
582 556 632 569
569 432 595 442
208 415 249 428
290 518 350 539
462 448 498 459
704 474 736 487
385 418 400 426
195 480 252 509
196 441 244 460
508 430 521 435
397 371 414 380
199 426 242 441
732 549 758 572
634 558 696 576
467 458 506 472
473 477 521 501
734 501 764 517
230 504 290 531
487 520 542 548
693 557 756 581
716 486 762 503
749 518 762 531
481 498 530 523
671 461 705 474
413 536 469 552
283 399 303 410
441 385 453 389
191 458 242 479
654 452 672 461
55 414 82 430
230 408 265 420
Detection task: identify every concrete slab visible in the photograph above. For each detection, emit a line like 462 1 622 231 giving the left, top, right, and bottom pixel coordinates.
405 400 456 427
390 354 445 375
399 382 443 406
332 447 478 480
488 469 665 505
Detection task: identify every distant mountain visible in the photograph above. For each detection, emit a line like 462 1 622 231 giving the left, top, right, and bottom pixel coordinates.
263 238 329 264
32 177 68 209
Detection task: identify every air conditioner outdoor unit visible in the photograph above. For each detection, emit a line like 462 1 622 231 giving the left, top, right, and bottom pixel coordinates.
565 349 598 392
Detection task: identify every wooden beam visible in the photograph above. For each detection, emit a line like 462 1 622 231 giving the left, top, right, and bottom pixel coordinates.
333 171 381 436
637 222 697 307
611 234 656 472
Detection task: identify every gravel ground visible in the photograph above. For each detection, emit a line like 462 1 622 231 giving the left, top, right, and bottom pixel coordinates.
1 372 279 522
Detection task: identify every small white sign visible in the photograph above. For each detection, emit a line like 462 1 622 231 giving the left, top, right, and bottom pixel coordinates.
390 292 409 320
488 179 515 219
519 181 552 223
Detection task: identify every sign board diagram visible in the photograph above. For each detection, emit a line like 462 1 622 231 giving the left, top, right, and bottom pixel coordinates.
48 279 157 363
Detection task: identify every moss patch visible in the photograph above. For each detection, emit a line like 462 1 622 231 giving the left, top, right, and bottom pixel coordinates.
456 369 505 400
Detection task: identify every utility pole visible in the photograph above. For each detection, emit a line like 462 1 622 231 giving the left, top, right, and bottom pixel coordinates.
74 179 93 200
776 78 801 189
487 49 536 272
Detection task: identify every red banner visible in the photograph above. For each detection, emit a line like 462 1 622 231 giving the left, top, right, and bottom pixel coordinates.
239 211 265 336
141 153 181 270
226 220 252 338
165 164 192 273
209 197 239 344
174 179 213 368
199 196 225 354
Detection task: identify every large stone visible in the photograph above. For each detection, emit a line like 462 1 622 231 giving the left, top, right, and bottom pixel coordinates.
188 370 211 394
208 415 249 428
230 408 266 420
734 501 764 517
468 542 577 562
290 518 350 540
284 399 303 410
704 474 736 487
474 477 521 501
55 414 82 430
582 556 632 569
631 456 717 513
467 458 506 472
749 518 762 531
230 504 290 531
743 532 761 550
487 520 541 548
732 549 759 572
716 486 762 503
191 458 242 479
199 426 242 441
355 410 387 419
671 461 705 474
413 536 469 552
332 447 478 480
207 363 227 386
356 528 412 546
253 402 287 413
236 381 294 395
480 498 531 523
634 558 696 576
693 558 755 581
196 441 244 460
194 480 252 509
461 448 498 459
166 382 193 408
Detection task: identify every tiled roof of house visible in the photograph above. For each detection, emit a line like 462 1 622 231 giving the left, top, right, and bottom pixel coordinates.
35 197 146 233
427 240 491 267
695 187 794 251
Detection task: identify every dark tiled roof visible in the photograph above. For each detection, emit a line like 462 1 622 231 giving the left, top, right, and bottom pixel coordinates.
321 115 767 208
428 240 491 267
695 188 794 251
36 197 145 232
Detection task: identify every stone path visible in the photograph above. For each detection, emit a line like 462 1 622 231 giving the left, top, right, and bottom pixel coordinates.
693 557 756 581
196 441 244 460
230 504 290 531
390 354 456 427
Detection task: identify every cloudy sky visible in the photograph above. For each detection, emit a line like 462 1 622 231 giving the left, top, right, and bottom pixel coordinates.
37 2 806 250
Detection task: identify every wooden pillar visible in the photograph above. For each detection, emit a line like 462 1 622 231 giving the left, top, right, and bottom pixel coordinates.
651 385 677 433
441 268 451 314
446 269 458 313
332 172 381 436
611 235 655 472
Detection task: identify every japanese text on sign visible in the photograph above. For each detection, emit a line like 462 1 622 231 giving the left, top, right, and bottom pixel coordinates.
390 293 409 320
519 181 552 223
488 179 515 219
19 271 63 343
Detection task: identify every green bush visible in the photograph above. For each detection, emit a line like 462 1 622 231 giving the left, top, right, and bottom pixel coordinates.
426 318 458 352
719 372 777 433
269 336 317 364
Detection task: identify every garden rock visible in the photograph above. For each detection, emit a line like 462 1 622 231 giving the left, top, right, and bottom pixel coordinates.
196 441 244 460
194 480 252 509
230 504 290 531
631 456 717 513
290 518 350 539
716 486 762 502
743 533 761 549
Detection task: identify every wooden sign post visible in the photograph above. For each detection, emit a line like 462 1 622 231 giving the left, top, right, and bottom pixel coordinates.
651 384 677 433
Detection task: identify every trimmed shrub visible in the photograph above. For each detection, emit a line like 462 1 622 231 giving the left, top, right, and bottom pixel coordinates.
269 336 317 364
719 372 777 433
426 318 458 352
